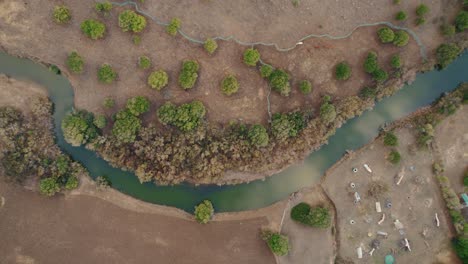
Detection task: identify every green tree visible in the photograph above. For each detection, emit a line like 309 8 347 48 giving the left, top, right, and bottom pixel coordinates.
441 24 456 36
95 1 112 15
395 11 407 21
415 17 426 26
66 51 84 74
453 236 468 263
388 150 401 164
39 177 60 196
308 207 331 228
118 10 147 33
243 48 260 66
262 232 290 256
112 109 142 143
103 97 115 109
178 60 199 89
320 98 336 124
455 11 468 32
166 18 181 36
436 43 461 69
93 115 107 129
384 132 398 146
61 110 97 146
364 51 379 74
390 54 402 69
80 19 106 40
138 56 151 69
98 64 117 84
148 70 169 90
157 101 206 132
416 4 429 16
260 64 274 78
65 176 79 190
335 62 351 81
377 27 395 43
299 80 312 94
269 69 291 96
221 75 239 96
248 124 269 147
392 30 409 47
204 38 218 54
194 200 214 224
126 96 150 116
53 6 71 24
360 86 377 99
291 203 311 223
372 68 388 83
271 112 305 141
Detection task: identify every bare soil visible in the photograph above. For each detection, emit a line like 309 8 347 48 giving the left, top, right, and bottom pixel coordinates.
0 74 46 115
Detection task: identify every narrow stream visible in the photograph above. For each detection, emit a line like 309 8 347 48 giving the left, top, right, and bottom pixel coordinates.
0 51 467 212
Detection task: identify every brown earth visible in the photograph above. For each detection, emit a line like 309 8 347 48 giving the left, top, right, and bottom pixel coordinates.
0 74 46 115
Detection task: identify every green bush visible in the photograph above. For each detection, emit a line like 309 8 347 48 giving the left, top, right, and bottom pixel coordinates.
388 150 401 164
39 177 60 196
248 124 269 147
103 97 115 109
243 48 260 66
291 203 311 223
416 17 426 26
383 132 398 146
148 70 169 90
112 109 142 143
66 51 84 74
395 11 407 21
290 203 331 228
320 99 336 124
178 60 199 89
138 56 151 69
260 64 274 78
98 64 117 84
65 175 79 190
364 52 379 74
80 19 106 40
166 18 181 36
204 38 218 54
271 112 305 141
393 30 410 47
61 110 98 146
118 10 147 33
157 101 206 132
335 62 351 81
436 43 461 69
463 176 468 187
269 69 291 96
262 232 290 256
49 65 61 75
194 200 214 224
299 80 312 94
53 6 71 24
453 236 468 263
95 1 112 15
390 54 402 69
372 68 388 83
377 27 395 43
455 11 468 32
360 86 377 99
126 96 150 116
441 24 456 36
416 4 429 16
93 115 107 129
221 75 239 96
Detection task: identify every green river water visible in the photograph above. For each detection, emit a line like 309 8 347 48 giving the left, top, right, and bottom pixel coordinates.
0 51 467 212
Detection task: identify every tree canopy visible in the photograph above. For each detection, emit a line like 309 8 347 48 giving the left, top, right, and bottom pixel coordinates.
335 62 352 80
178 60 199 89
248 124 269 147
243 48 260 66
436 43 461 69
148 70 169 90
53 6 71 24
98 64 117 84
111 109 142 143
118 10 147 33
269 69 291 96
194 200 214 224
80 19 106 40
61 110 98 146
66 51 84 74
157 101 206 132
221 75 239 96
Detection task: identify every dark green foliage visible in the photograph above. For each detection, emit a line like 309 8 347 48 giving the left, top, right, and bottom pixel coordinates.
416 4 429 16
415 17 426 26
299 80 312 94
384 132 398 146
262 231 290 256
118 10 147 33
204 38 218 54
126 96 150 116
453 236 468 263
194 200 214 224
147 70 169 90
269 69 291 96
49 65 61 75
335 62 351 81
320 98 336 124
395 11 407 21
178 60 199 89
372 68 388 83
377 27 395 43
93 115 107 129
61 110 98 146
360 86 377 99
290 203 331 228
271 112 305 141
66 51 84 74
80 19 106 40
53 6 71 24
103 97 115 109
441 24 456 36
243 48 260 66
390 54 402 69
364 52 379 74
436 43 461 69
138 56 151 69
112 109 142 143
388 150 401 164
95 1 112 15
157 101 206 132
65 175 79 190
221 75 239 96
463 176 468 187
393 30 410 47
291 202 311 223
39 177 60 196
248 124 269 147
166 18 181 36
98 64 117 84
455 11 468 32
260 64 274 78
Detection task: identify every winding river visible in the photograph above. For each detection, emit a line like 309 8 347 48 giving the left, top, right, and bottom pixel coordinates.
0 51 467 212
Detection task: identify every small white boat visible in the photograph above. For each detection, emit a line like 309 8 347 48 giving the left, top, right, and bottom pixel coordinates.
364 164 372 173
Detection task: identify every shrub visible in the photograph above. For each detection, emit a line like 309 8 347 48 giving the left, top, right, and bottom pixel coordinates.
148 70 169 90
436 43 461 69
271 112 305 141
463 176 468 187
388 150 401 164
393 30 410 47
39 177 60 196
194 200 214 224
453 236 468 263
103 97 115 109
49 65 61 75
390 54 402 69
299 80 312 94
65 176 79 190
384 132 398 146
372 68 388 83
93 115 107 129
98 64 117 83
262 231 290 256
118 10 147 33
269 69 291 96
335 62 351 80
53 6 71 24
441 24 456 36
364 52 379 74
395 11 407 21
112 109 142 143
243 48 260 66
157 101 206 132
66 51 84 74
221 75 239 96
133 35 142 45
138 56 151 69
95 1 112 15
377 27 395 43
204 38 218 54
126 96 150 116
178 60 199 89
291 203 311 223
61 110 98 146
416 17 426 26
360 86 377 99
166 18 181 36
455 11 468 32
248 124 269 147
320 100 336 124
416 4 429 16
260 64 274 78
80 19 106 40
308 207 331 228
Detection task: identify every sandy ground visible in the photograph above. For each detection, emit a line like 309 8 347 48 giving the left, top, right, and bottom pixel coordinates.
0 74 46 114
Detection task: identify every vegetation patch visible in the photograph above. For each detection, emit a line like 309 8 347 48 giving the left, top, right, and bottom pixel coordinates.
166 18 181 36
299 80 313 94
269 69 291 96
335 62 352 81
80 19 106 40
178 60 199 89
261 230 290 256
66 51 84 74
53 6 71 24
436 43 461 69
204 38 218 54
290 202 331 228
148 70 169 90
271 111 305 141
98 64 117 84
248 124 269 147
118 10 147 33
138 56 151 70
243 48 260 66
221 75 239 96
194 200 214 224
157 100 206 132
